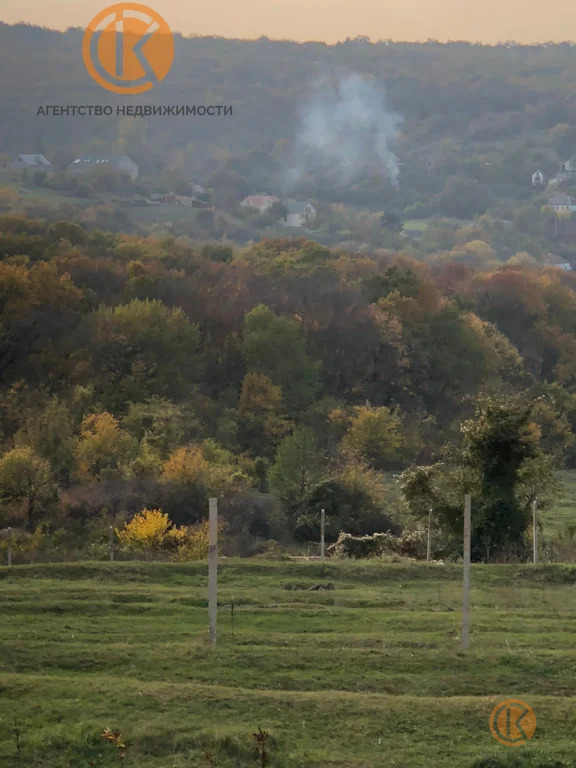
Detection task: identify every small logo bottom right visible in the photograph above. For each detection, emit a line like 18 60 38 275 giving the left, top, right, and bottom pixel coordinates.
490 699 536 746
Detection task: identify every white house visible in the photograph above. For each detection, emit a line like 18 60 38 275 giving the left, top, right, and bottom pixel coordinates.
549 158 576 187
11 154 51 170
560 159 576 173
280 201 317 228
548 194 576 213
240 194 280 214
552 262 573 271
532 170 545 186
68 154 139 180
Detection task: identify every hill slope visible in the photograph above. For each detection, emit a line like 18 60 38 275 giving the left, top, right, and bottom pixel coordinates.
1 560 576 766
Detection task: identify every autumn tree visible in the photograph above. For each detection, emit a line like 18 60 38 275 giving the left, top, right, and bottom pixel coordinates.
80 299 201 408
237 372 290 457
341 405 408 469
242 305 320 413
294 454 398 543
268 426 328 513
122 398 188 459
160 440 249 524
0 447 57 531
75 412 139 482
16 397 77 484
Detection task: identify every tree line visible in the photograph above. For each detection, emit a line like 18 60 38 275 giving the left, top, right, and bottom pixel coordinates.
0 215 571 559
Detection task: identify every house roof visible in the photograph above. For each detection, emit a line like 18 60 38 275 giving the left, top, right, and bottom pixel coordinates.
15 154 51 166
552 262 573 270
285 200 313 214
549 195 574 206
70 154 136 166
241 195 280 207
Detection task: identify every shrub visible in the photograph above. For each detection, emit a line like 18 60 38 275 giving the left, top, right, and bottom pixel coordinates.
328 531 396 559
115 507 225 560
170 519 225 561
115 508 171 552
328 529 428 559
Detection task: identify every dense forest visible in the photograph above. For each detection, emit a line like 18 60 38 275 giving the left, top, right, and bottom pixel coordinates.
0 214 573 559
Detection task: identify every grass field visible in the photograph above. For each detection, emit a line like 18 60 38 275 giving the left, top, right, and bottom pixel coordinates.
2 560 576 767
543 470 576 537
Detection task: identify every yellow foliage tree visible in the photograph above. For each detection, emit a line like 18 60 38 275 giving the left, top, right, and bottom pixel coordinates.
341 405 406 469
162 442 249 495
115 507 225 560
115 508 171 551
170 519 225 562
162 444 209 485
75 412 138 482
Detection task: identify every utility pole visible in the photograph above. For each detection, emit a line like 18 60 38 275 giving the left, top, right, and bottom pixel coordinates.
208 497 218 648
109 526 115 562
320 508 325 560
462 494 471 651
426 509 432 562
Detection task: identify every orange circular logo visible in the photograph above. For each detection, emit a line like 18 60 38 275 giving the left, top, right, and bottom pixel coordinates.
82 3 174 94
489 699 536 746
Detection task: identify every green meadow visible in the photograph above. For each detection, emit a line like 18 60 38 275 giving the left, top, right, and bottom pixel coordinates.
1 560 576 767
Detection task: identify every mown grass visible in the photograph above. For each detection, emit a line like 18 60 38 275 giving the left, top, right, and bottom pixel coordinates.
1 560 576 767
544 470 576 537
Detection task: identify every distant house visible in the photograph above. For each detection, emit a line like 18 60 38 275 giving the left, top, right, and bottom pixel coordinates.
560 159 576 174
240 194 280 214
149 192 213 209
68 154 139 180
532 170 545 187
549 158 576 187
280 201 317 228
173 194 212 209
548 194 576 213
552 261 573 271
10 154 51 170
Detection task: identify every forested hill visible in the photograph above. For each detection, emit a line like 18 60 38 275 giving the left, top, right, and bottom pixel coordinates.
4 23 576 207
0 219 576 546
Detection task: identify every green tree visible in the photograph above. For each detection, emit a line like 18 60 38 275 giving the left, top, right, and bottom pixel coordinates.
268 426 328 512
122 398 188 459
342 405 407 469
16 397 77 484
461 397 541 560
237 372 291 457
401 396 556 561
75 412 139 482
0 447 57 531
242 304 320 412
295 455 396 543
83 299 201 408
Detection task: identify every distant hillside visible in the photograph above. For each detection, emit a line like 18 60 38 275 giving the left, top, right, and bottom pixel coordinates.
3 24 576 212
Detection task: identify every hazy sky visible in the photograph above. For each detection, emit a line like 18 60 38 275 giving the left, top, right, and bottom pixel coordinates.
0 0 574 43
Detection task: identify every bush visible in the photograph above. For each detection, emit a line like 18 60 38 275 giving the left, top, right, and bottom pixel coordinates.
115 508 171 552
328 528 428 559
0 526 45 561
115 507 224 561
328 531 396 559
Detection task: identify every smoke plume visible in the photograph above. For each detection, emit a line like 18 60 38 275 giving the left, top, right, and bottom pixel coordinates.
286 73 403 189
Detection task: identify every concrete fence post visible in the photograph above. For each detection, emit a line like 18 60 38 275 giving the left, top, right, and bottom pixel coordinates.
208 497 218 648
462 494 471 651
